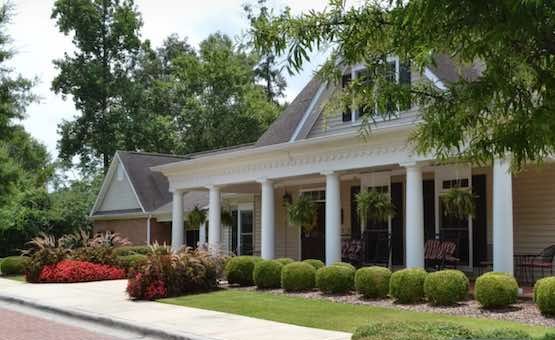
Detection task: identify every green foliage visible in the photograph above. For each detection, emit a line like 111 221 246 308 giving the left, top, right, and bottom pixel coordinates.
533 276 555 316
439 188 476 219
286 195 317 234
316 265 353 294
389 268 428 304
225 256 259 286
356 190 396 224
0 256 29 275
281 261 316 292
355 266 392 299
221 209 234 227
113 245 151 257
475 272 518 308
24 233 69 282
117 254 147 272
303 259 324 270
187 206 207 230
332 262 356 272
253 259 282 289
275 257 294 266
424 270 469 305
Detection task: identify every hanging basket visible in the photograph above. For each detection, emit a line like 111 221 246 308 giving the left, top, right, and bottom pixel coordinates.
187 206 207 230
440 187 476 219
355 189 396 224
286 195 317 235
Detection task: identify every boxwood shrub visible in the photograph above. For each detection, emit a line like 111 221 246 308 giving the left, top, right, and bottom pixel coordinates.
0 256 29 275
475 272 518 308
253 260 283 289
424 270 469 305
316 265 354 294
275 257 295 266
332 261 356 271
118 254 148 272
303 259 324 270
225 256 260 286
281 262 316 292
113 245 151 256
534 276 555 316
389 268 428 303
355 266 392 299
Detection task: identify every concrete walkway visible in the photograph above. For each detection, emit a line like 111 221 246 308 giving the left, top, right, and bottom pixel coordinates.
0 278 350 340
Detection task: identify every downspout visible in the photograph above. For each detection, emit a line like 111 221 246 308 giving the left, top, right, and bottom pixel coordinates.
146 214 152 245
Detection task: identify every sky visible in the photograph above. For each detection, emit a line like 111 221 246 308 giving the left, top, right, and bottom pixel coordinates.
6 0 330 160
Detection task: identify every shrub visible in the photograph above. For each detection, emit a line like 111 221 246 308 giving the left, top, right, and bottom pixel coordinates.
316 265 354 294
332 261 356 271
281 262 316 292
118 254 148 272
424 270 469 305
534 276 555 316
113 245 151 257
0 256 29 276
303 259 324 270
355 266 391 298
475 272 518 308
275 257 295 266
72 245 118 265
24 233 68 283
389 268 428 303
39 260 126 283
225 256 260 286
253 260 283 289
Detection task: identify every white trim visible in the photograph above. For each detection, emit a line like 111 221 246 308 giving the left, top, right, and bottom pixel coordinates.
289 82 328 142
118 153 147 213
146 215 152 244
424 67 447 90
88 212 147 220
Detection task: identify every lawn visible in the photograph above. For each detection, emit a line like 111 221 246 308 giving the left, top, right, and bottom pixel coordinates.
3 275 25 282
160 290 551 337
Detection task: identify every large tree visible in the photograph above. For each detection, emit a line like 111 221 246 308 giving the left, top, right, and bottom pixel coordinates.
249 0 555 169
52 0 143 172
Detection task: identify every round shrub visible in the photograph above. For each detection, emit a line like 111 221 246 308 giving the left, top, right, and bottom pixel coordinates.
534 276 555 316
253 260 283 289
316 265 354 294
225 256 259 286
475 272 518 308
113 245 151 256
355 266 392 299
303 259 324 270
332 261 356 271
0 256 29 276
281 262 316 292
424 270 469 305
275 257 295 266
118 254 148 271
389 268 428 303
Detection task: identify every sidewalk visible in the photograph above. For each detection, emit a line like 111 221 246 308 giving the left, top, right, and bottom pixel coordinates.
0 278 351 340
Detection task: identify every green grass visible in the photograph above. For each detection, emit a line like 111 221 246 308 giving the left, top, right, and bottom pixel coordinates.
160 290 551 337
4 275 25 282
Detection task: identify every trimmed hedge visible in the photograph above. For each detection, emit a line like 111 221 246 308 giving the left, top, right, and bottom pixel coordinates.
424 270 469 305
253 260 283 289
316 265 354 294
225 256 260 286
389 268 428 304
0 256 29 276
303 259 325 270
332 261 356 271
275 258 295 266
113 245 151 257
281 262 316 292
534 276 555 316
475 272 518 308
118 254 148 271
355 266 391 299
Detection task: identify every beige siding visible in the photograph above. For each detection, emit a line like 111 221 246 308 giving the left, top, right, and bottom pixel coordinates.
513 164 555 255
98 162 141 212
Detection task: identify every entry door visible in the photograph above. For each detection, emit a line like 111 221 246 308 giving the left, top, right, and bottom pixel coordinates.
301 202 326 262
472 175 488 267
390 182 404 266
231 206 254 256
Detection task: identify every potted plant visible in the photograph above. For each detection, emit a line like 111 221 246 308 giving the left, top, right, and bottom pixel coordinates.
355 189 396 226
286 194 317 236
187 206 207 229
221 208 234 226
440 187 476 219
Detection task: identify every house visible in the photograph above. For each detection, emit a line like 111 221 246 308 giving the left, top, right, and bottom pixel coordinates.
94 55 555 276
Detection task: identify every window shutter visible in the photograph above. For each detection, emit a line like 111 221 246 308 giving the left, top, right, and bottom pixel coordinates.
342 73 352 122
399 61 411 111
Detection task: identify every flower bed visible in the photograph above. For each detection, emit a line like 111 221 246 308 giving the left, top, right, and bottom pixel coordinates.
39 260 126 283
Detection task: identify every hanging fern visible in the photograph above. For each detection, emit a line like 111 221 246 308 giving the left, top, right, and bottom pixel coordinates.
287 194 317 234
221 208 234 226
187 206 207 230
440 188 476 219
355 189 396 224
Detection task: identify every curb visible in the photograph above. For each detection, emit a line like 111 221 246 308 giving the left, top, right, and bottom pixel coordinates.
0 293 218 340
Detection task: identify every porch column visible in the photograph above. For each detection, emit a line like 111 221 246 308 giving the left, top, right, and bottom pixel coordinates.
208 185 221 250
323 171 341 266
258 179 275 259
493 157 514 275
405 163 425 268
199 221 207 245
171 190 185 251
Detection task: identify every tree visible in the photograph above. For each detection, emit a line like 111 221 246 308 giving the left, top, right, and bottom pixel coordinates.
249 0 555 169
52 0 143 172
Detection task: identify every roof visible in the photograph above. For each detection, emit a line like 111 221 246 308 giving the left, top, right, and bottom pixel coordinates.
429 54 483 84
151 191 209 216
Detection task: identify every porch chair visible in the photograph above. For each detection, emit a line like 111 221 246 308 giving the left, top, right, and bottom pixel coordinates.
341 239 362 266
362 231 391 268
424 239 459 270
518 245 555 282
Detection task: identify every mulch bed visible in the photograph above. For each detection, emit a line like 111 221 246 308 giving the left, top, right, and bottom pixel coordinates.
232 285 555 328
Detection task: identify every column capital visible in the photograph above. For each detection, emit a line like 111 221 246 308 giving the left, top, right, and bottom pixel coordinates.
400 161 420 169
256 178 273 184
172 189 187 195
320 170 337 176
205 184 220 190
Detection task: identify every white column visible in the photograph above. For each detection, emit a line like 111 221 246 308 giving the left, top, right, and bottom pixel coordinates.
258 179 275 259
323 171 341 266
208 186 221 250
171 190 184 251
199 221 207 245
405 164 425 268
493 157 514 275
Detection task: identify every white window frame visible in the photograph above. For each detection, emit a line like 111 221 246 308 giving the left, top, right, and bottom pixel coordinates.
236 203 254 256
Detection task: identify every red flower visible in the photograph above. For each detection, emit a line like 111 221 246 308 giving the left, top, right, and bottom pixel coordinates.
38 260 126 283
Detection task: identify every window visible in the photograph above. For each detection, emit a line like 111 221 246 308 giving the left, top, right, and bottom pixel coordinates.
442 178 469 190
301 190 326 202
239 210 253 255
341 73 352 122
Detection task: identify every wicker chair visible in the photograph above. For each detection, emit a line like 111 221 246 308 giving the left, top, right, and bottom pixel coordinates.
424 239 459 270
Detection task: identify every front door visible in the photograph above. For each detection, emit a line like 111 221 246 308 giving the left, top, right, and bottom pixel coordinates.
301 202 326 262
